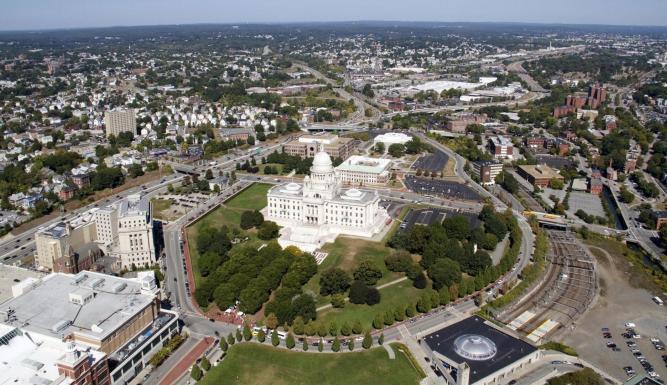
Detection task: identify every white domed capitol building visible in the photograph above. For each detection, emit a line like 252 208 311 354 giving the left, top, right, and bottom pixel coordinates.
263 145 390 252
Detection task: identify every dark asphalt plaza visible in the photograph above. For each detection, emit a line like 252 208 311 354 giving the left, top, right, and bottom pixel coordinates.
400 207 481 233
412 149 449 173
404 175 482 201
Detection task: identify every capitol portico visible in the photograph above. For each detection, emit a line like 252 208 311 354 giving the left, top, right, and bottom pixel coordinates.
264 146 390 252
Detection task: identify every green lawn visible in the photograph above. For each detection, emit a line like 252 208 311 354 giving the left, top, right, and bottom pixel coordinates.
199 343 424 385
225 183 272 210
316 279 428 331
302 237 403 306
151 198 172 220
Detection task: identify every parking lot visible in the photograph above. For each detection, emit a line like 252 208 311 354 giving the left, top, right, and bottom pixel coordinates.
404 175 481 201
399 207 481 233
411 150 449 173
567 191 606 218
561 243 667 381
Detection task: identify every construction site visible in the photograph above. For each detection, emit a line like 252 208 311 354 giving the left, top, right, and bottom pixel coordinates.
498 229 596 343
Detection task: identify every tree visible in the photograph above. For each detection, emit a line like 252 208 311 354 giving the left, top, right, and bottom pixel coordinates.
302 339 309 351
331 293 346 308
660 226 667 247
619 186 635 203
348 280 369 304
265 313 278 330
388 143 405 157
201 357 211 371
332 336 341 352
365 287 381 305
219 338 228 351
243 323 252 341
328 321 339 336
317 322 328 337
318 338 324 352
413 272 427 289
257 221 280 240
417 292 433 313
271 330 280 346
549 178 564 190
348 338 355 351
191 364 202 381
362 331 372 349
127 163 144 178
384 310 394 326
286 333 295 349
353 259 383 285
378 333 385 345
235 328 243 342
292 316 305 335
340 321 351 336
205 169 213 180
319 268 352 296
373 313 384 329
438 286 451 305
257 329 266 343
405 303 416 318
227 333 235 345
428 258 461 290
352 320 363 335
374 142 386 154
362 83 375 98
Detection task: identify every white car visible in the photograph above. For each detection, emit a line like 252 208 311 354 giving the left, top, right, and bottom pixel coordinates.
625 322 636 328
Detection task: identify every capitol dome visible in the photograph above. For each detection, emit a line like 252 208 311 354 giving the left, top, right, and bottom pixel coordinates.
453 334 497 361
312 150 333 173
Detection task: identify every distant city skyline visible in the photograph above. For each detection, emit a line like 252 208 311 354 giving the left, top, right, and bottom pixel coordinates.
0 0 666 31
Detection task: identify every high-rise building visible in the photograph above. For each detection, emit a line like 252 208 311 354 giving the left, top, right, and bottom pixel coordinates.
115 194 156 269
104 109 136 138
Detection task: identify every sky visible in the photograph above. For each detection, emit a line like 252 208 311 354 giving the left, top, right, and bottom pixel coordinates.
1 0 666 31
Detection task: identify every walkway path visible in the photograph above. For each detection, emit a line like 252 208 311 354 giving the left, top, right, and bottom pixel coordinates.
158 336 215 385
316 277 409 311
383 343 396 359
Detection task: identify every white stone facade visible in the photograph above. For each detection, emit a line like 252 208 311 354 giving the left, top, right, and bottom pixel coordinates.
265 148 389 252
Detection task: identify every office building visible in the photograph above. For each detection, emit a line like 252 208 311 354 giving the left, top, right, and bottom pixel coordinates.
0 271 178 385
115 194 156 269
104 109 137 138
487 136 514 160
282 134 355 160
335 156 392 186
472 160 503 185
517 165 564 188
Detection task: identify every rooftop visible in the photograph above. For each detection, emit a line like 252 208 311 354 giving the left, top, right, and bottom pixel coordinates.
0 265 45 304
424 316 536 384
0 271 156 342
335 155 391 174
517 164 563 180
0 324 106 385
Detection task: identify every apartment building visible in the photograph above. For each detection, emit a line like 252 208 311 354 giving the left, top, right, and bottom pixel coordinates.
104 109 137 138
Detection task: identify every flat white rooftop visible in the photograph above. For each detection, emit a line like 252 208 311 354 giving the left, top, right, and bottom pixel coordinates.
0 265 45 304
0 271 155 342
335 156 391 174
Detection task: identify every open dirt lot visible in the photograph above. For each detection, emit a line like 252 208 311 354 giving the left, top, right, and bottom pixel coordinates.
559 242 666 381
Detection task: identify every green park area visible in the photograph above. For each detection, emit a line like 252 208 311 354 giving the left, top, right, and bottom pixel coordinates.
186 183 272 285
198 343 425 385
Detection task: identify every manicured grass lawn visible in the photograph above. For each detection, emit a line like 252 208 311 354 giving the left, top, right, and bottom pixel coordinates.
199 343 424 385
316 279 427 331
186 183 272 287
302 237 402 305
225 183 272 210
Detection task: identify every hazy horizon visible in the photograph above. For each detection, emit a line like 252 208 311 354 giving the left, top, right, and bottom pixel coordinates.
1 0 666 31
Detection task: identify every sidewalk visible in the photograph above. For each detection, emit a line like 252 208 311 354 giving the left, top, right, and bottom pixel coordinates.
158 337 215 385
